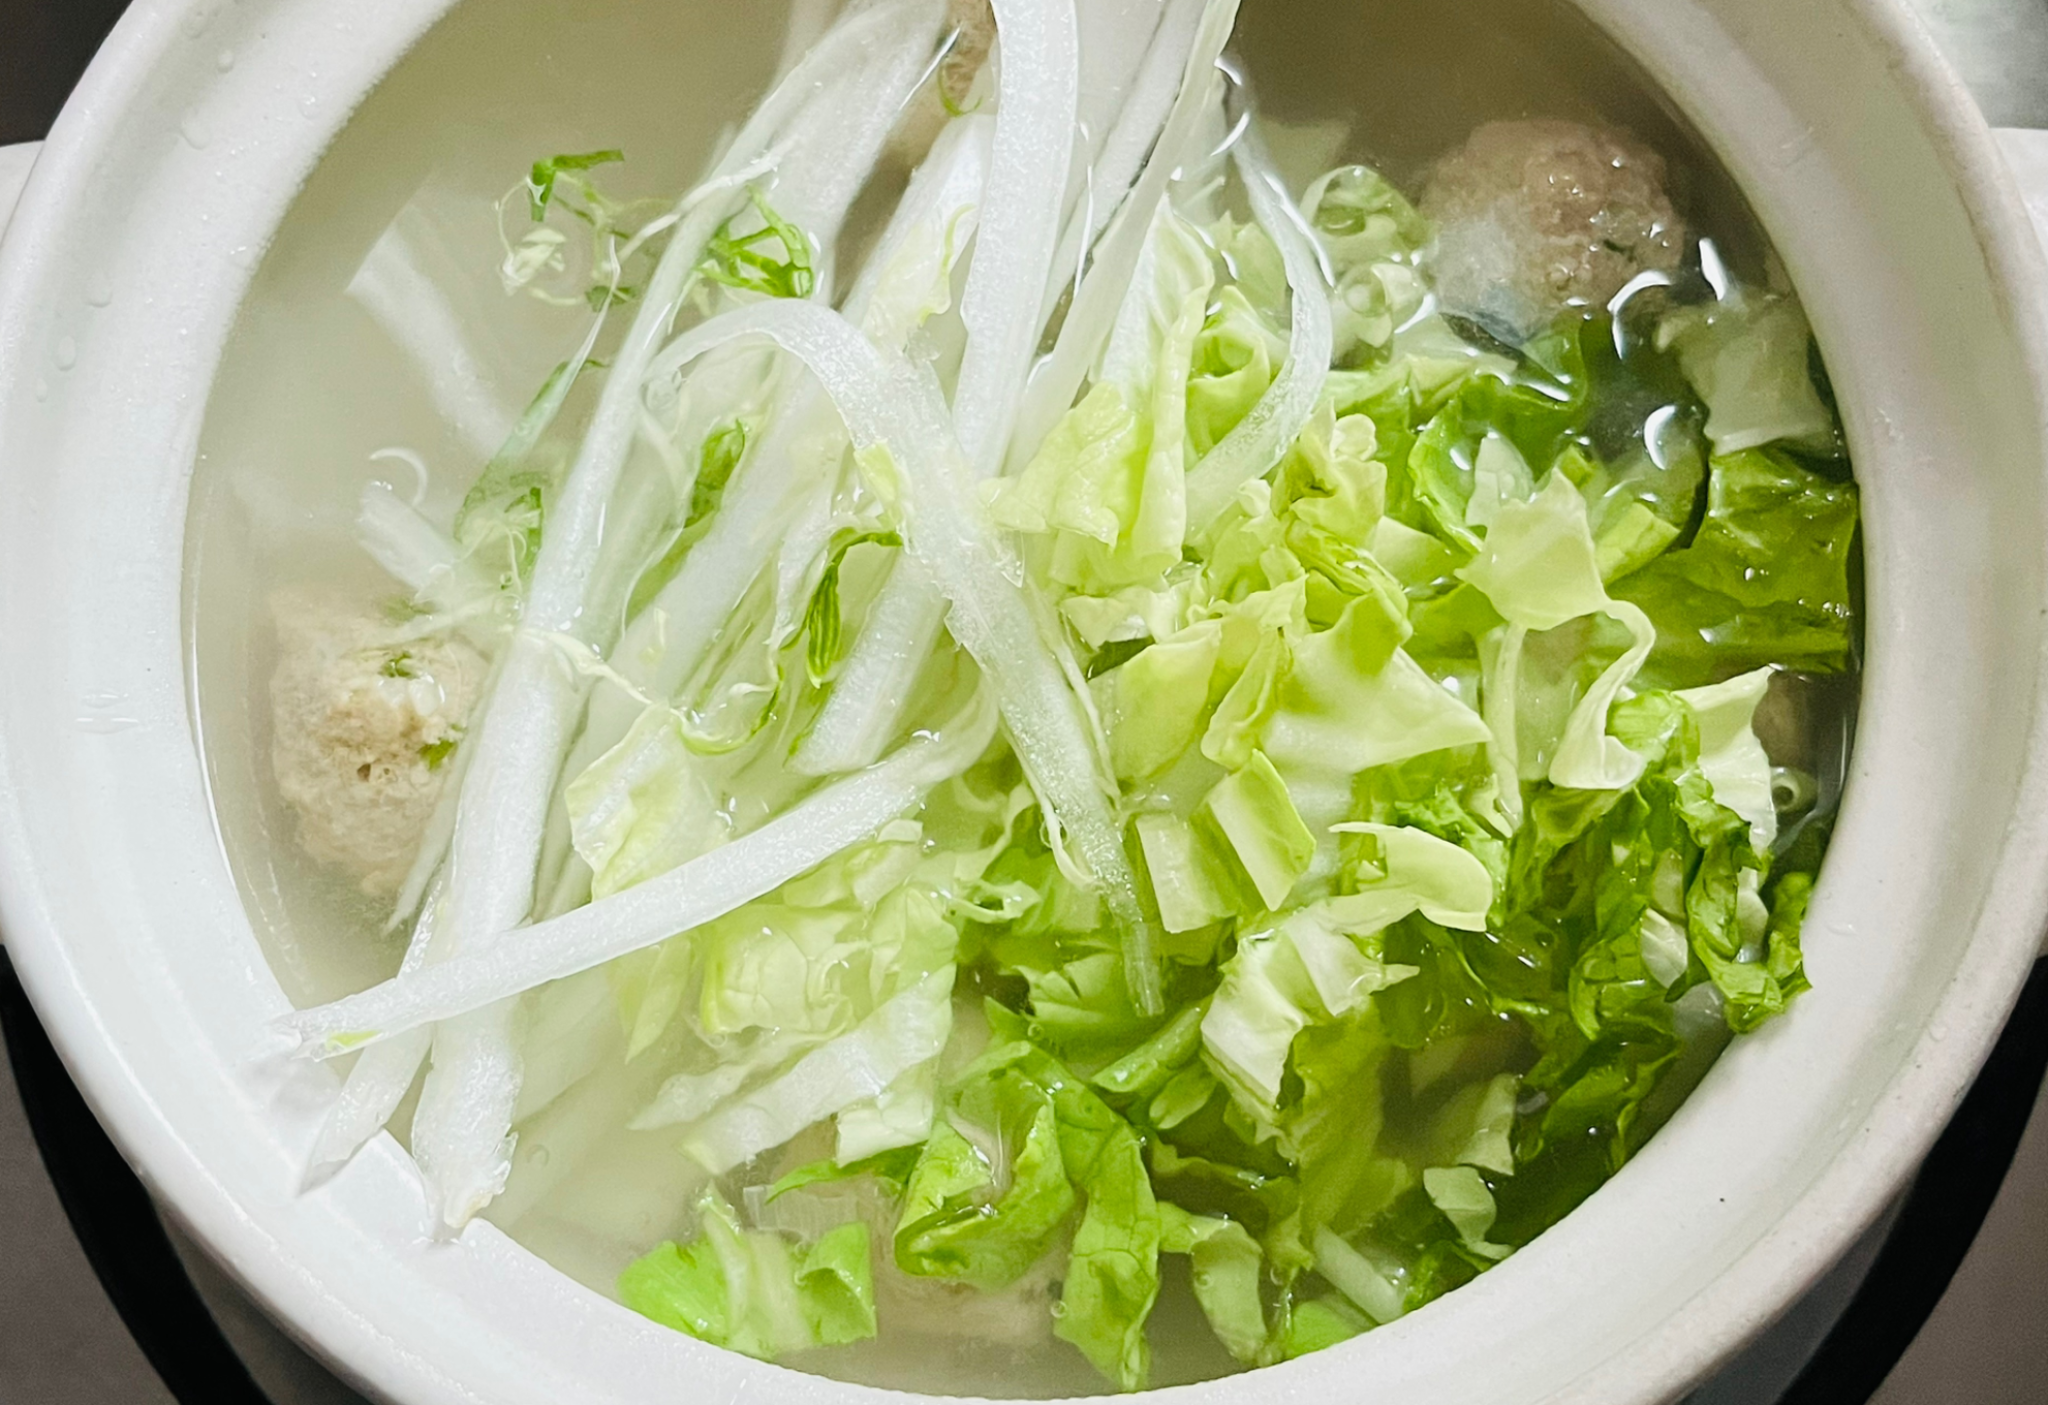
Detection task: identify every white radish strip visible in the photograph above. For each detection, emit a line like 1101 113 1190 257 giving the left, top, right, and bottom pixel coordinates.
545 121 992 871
797 0 1222 781
528 3 938 638
301 873 446 1188
1053 0 1170 301
412 1011 528 1230
356 482 456 595
757 27 929 247
654 120 996 779
680 968 956 1174
794 0 1212 786
510 969 618 1123
1039 0 1203 329
347 209 518 463
625 30 952 650
951 0 1080 478
1182 128 1335 530
621 117 994 709
777 0 842 86
543 438 827 889
554 108 971 811
407 3 944 1228
306 1030 432 1190
384 704 481 932
791 556 946 775
790 0 1166 776
779 116 1000 776
278 691 997 1053
1004 0 1242 476
652 301 1165 1011
1072 0 1168 188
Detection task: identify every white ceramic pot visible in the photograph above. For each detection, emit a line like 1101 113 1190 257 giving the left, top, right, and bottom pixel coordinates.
2 3 2047 1403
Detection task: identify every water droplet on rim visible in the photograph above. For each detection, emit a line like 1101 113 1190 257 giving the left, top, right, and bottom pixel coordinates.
217 48 236 72
54 336 77 370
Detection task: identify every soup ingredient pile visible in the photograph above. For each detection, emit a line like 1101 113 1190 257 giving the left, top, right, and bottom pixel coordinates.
271 0 1859 1389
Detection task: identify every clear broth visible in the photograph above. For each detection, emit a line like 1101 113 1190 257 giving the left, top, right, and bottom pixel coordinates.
187 0 1856 1394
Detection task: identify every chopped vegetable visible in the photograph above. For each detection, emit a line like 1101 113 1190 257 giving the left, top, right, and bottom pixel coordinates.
274 0 1859 1389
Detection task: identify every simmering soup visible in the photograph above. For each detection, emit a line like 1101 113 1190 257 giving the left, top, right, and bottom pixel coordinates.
188 0 1861 1394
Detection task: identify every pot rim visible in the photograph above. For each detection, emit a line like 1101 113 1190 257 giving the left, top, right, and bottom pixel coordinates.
1543 3 2048 1396
1 2 2045 1404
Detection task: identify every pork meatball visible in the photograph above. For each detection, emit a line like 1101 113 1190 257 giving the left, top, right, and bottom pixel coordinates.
1421 118 1687 343
269 591 487 896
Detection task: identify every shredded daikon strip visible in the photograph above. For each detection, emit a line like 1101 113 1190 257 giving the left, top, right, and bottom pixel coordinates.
951 0 1080 477
1183 127 1335 529
356 482 455 593
1005 0 1242 476
1039 0 1204 328
654 300 1166 1011
346 209 518 463
545 110 977 839
781 0 1082 784
793 0 1228 788
301 872 445 1188
405 2 943 1227
1069 0 1170 202
791 555 945 775
620 119 991 706
278 690 996 1053
698 120 993 779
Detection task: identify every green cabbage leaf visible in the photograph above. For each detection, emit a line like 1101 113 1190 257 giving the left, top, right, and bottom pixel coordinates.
620 1191 877 1359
